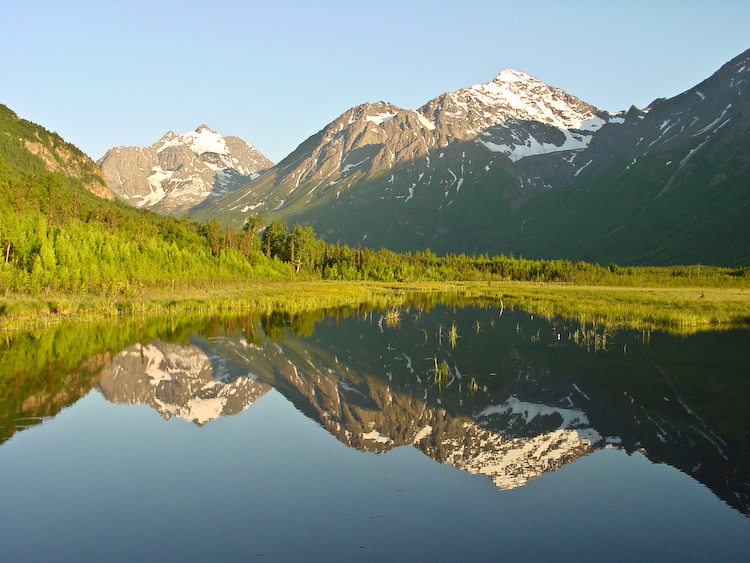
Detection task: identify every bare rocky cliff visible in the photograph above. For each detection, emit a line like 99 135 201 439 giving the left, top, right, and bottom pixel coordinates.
98 125 273 215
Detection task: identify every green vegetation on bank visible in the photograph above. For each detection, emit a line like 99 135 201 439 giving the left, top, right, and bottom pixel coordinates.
2 280 750 335
0 103 109 197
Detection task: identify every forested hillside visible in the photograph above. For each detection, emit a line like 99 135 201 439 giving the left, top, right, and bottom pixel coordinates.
0 104 112 200
0 154 297 294
2 153 749 297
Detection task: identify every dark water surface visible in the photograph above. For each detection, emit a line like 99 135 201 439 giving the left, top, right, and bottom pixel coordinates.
1 302 749 562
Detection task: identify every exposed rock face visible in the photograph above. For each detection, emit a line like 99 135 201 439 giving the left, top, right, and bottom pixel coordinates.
98 125 273 215
48 146 114 200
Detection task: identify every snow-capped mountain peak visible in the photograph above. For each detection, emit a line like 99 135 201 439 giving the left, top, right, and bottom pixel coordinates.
413 69 612 165
457 70 603 130
98 125 273 215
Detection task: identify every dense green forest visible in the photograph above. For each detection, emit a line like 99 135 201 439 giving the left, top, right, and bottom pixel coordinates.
1 154 749 299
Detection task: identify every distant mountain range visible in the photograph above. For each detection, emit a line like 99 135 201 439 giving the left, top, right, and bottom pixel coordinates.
3 48 748 266
183 47 749 266
189 67 617 247
97 125 273 215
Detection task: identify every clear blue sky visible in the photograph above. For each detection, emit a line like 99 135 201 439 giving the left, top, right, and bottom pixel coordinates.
2 0 748 163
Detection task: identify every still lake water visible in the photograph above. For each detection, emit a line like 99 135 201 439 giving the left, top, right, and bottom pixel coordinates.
1 300 749 562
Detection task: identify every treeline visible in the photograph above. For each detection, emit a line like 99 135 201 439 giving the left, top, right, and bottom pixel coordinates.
1 159 748 296
255 218 749 286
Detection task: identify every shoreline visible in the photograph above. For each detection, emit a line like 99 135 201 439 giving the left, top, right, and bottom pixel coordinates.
2 280 750 334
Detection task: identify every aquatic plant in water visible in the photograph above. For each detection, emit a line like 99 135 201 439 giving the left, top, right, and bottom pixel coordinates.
430 357 451 387
448 323 459 348
378 307 402 331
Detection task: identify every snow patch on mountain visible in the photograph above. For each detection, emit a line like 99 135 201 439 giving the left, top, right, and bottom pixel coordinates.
416 112 436 130
366 111 398 125
157 125 230 156
478 127 594 162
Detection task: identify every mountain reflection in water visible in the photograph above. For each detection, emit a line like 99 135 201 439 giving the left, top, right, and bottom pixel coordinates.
5 302 746 517
99 340 270 425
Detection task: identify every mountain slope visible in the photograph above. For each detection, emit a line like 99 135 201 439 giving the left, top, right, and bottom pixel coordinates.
98 125 273 215
0 103 113 200
515 48 750 266
191 71 621 253
193 49 750 266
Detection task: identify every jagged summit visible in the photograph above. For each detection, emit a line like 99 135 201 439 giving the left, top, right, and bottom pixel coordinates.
98 125 273 215
157 125 230 156
424 67 608 139
494 68 534 83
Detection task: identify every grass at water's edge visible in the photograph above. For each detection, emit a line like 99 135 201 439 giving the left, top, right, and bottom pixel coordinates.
486 284 750 333
2 280 750 334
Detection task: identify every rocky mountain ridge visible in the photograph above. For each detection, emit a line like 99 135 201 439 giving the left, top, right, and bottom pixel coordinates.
98 125 273 215
192 48 749 266
514 48 750 265
194 67 620 222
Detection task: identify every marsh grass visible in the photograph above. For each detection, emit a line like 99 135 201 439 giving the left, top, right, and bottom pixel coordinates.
2 280 750 334
379 307 402 330
571 325 612 352
469 376 479 395
464 283 750 333
0 281 413 330
448 323 459 348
